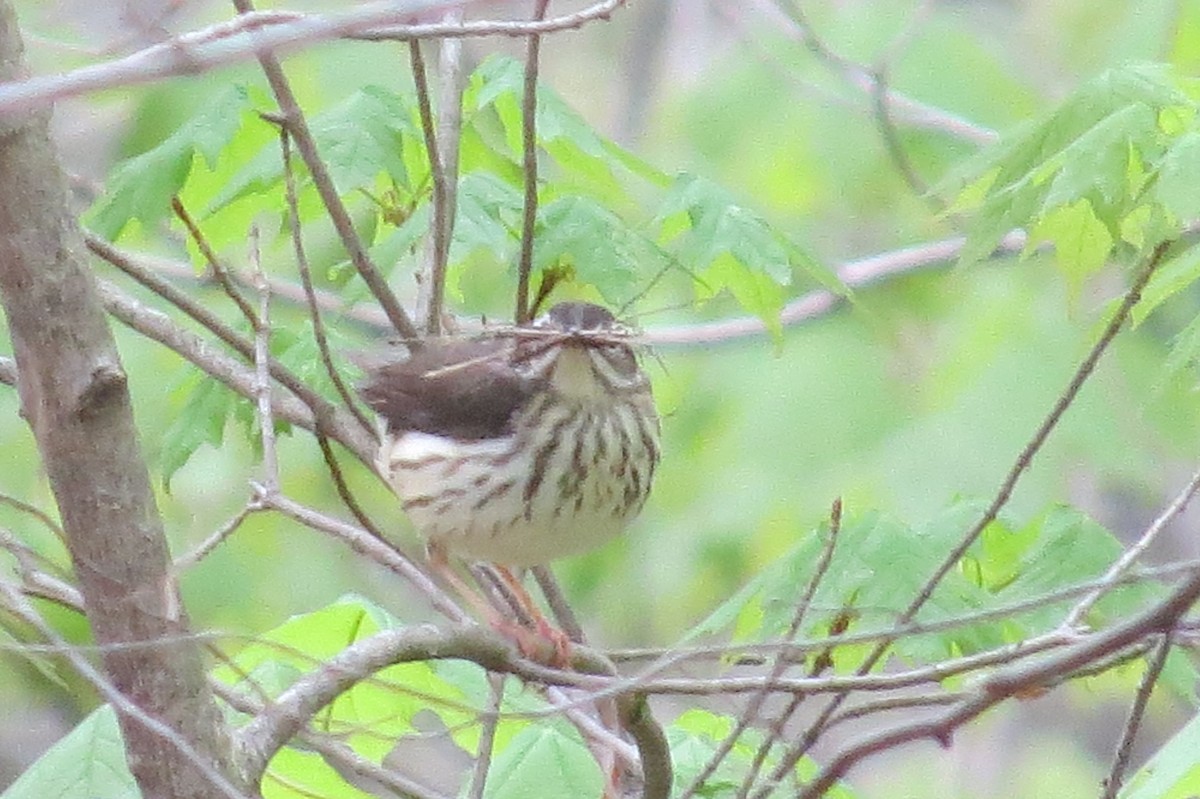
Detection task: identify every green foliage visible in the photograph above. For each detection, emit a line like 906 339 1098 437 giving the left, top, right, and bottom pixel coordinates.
97 54 833 485
947 64 1200 292
87 54 820 327
691 501 1172 671
667 709 859 798
0 706 137 799
89 85 256 240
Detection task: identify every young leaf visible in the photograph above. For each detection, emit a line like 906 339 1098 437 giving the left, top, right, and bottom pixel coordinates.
90 85 252 239
656 173 832 334
0 706 137 799
480 721 603 799
159 370 238 491
533 195 670 305
263 747 378 799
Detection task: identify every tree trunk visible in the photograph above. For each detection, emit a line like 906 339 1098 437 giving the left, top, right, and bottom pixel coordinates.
0 4 239 797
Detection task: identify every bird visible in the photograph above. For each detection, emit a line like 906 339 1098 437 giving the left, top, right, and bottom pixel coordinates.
358 301 660 642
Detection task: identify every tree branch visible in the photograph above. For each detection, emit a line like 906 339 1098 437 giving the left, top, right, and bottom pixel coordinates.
800 566 1200 797
232 0 421 344
514 0 551 324
0 6 239 793
753 239 1174 798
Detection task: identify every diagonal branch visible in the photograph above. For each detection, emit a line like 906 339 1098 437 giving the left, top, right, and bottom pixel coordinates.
232 0 421 345
800 565 1200 798
753 239 1174 798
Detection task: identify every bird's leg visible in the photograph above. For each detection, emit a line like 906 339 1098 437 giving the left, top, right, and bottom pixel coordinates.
425 542 570 666
492 565 572 666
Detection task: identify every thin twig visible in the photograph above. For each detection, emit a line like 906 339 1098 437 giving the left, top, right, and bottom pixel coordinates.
410 40 452 336
646 231 1028 345
0 1 452 113
468 674 505 799
95 279 375 463
277 127 375 435
172 504 260 573
531 565 586 644
514 0 551 324
608 557 1200 668
736 501 844 799
800 565 1200 798
171 196 258 325
0 493 65 543
1101 632 1174 799
755 240 1174 798
210 679 452 799
0 584 252 799
88 234 359 447
254 487 468 622
683 500 843 799
756 0 998 146
1065 463 1200 630
354 0 624 41
249 226 280 494
232 0 421 344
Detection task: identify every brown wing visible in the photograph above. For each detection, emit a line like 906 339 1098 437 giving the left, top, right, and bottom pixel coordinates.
358 338 540 441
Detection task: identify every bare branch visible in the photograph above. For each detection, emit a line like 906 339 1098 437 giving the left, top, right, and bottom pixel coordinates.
1065 463 1200 630
172 197 258 326
0 583 249 799
210 679 453 799
754 240 1173 797
755 0 998 146
278 126 375 435
95 279 376 463
234 623 560 780
514 0 551 324
0 0 460 113
410 39 453 335
232 0 421 344
468 674 505 799
1101 632 1174 799
0 7 240 792
172 504 260 574
800 566 1200 798
253 488 468 622
353 0 624 41
645 231 1028 345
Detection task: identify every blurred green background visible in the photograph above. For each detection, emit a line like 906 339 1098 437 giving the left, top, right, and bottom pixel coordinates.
5 0 1200 796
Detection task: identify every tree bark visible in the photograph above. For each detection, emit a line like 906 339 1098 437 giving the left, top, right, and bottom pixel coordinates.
0 4 238 797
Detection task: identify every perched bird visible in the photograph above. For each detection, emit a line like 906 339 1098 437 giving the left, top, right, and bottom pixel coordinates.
359 301 660 623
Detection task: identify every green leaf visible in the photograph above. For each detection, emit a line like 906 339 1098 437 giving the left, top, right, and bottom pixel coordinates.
311 86 413 195
1029 199 1114 296
263 748 377 799
950 64 1200 268
1133 240 1200 325
1120 711 1200 799
158 371 238 491
667 709 860 798
211 86 414 213
656 173 831 334
689 506 999 668
1 705 138 799
449 171 524 277
481 721 603 799
533 196 669 304
1153 129 1200 220
90 85 252 239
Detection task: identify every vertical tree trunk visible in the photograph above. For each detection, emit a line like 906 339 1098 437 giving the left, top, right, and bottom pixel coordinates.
0 4 238 797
